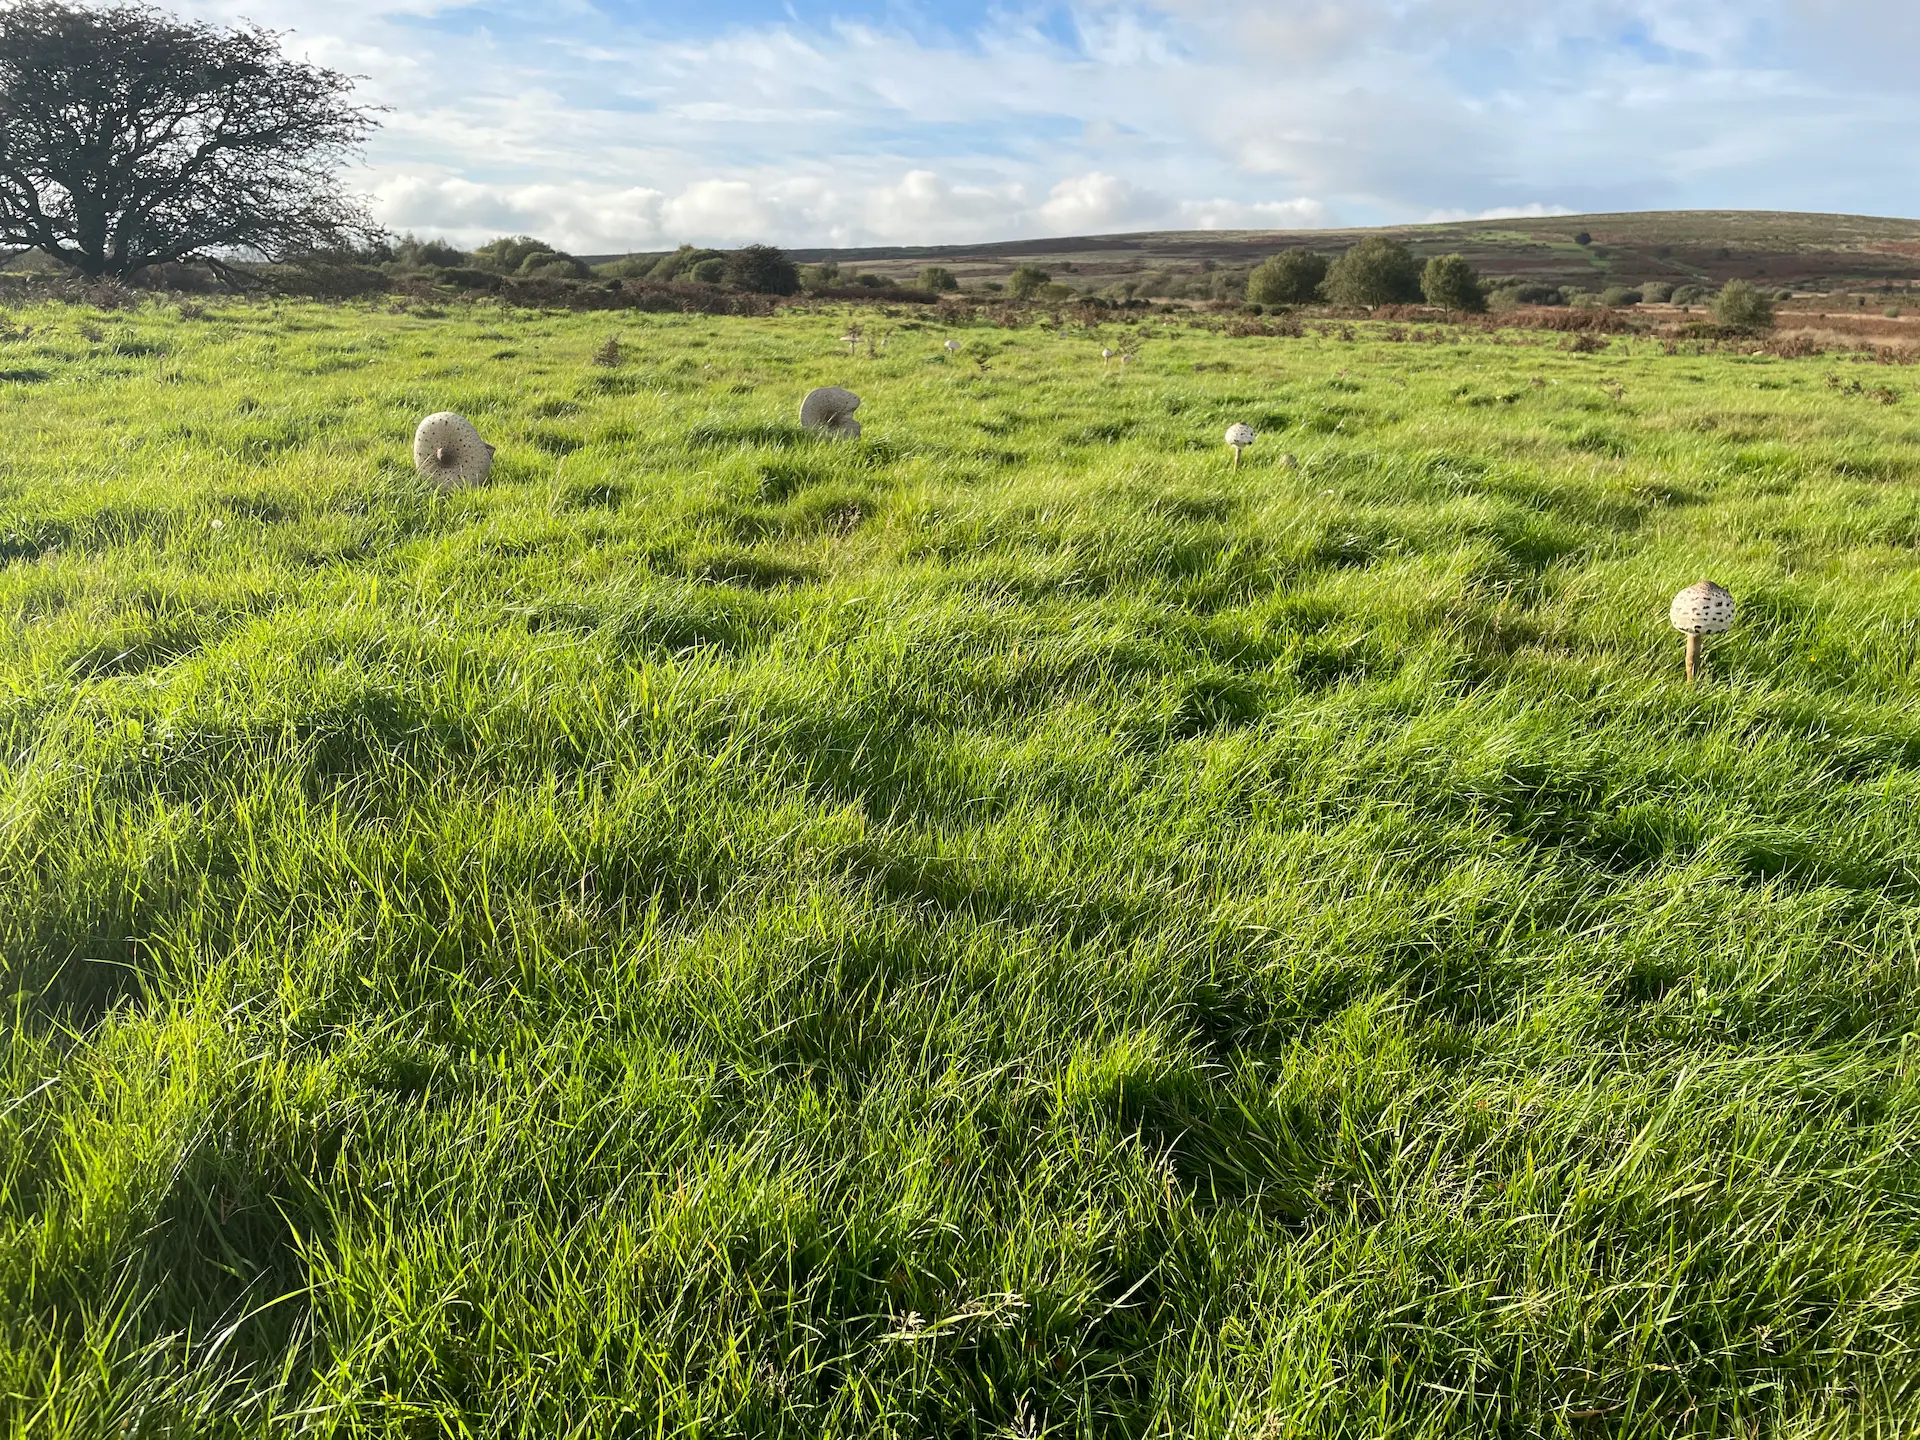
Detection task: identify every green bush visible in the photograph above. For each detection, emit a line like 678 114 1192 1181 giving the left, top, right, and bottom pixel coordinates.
1323 238 1422 307
393 234 465 270
1642 281 1674 304
1007 266 1051 299
473 236 575 275
723 244 800 296
1490 282 1565 308
517 250 590 279
918 266 960 293
690 258 727 284
1246 249 1328 306
1421 253 1486 314
1712 279 1775 330
1600 286 1643 307
800 261 841 291
648 246 725 282
1672 284 1708 306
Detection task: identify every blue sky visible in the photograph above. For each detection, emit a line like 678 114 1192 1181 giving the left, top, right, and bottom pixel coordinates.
173 0 1920 252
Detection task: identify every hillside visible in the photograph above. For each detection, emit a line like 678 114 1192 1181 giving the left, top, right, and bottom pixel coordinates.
588 210 1920 298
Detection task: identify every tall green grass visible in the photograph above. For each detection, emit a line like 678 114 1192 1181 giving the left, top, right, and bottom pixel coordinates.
1 298 1918 1437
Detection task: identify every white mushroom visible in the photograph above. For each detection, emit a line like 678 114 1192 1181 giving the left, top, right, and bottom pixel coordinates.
944 339 962 353
800 386 863 440
1102 347 1114 364
1224 422 1256 468
1279 453 1300 470
1669 580 1735 683
413 412 495 489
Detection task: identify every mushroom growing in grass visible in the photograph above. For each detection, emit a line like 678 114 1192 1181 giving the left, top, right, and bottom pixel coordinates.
1102 347 1114 365
1224 422 1256 468
944 339 961 353
801 386 863 440
413 412 495 489
1669 580 1735 683
1279 453 1300 470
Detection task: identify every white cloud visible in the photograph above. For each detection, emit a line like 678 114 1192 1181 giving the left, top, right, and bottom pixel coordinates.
161 0 1920 249
1038 173 1164 234
1179 198 1335 230
1423 204 1577 223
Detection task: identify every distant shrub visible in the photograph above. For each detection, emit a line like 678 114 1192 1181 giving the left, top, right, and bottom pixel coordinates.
690 257 727 284
918 265 960 292
1600 286 1642 307
1008 266 1051 299
800 261 841 291
1573 231 1592 246
649 246 725 282
393 234 465 269
1246 249 1329 305
1712 279 1775 330
1671 284 1709 306
1492 282 1565 308
724 244 800 295
852 272 894 289
472 236 590 276
1641 281 1674 303
518 250 590 279
1324 238 1422 307
1421 253 1486 314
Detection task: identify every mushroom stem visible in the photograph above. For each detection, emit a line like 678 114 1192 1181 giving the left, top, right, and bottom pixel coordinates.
1231 446 1243 469
1685 632 1702 683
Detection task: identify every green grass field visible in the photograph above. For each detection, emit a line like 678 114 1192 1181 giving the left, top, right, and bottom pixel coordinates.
3 299 1919 1437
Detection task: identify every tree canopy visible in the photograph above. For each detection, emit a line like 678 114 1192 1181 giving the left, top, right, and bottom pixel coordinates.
0 1 381 280
1323 238 1423 308
1247 249 1328 306
1421 254 1487 315
724 244 800 295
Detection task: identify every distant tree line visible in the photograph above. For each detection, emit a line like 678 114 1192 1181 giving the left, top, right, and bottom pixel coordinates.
1244 238 1779 328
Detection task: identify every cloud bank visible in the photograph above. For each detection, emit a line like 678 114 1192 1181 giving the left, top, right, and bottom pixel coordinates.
169 0 1920 252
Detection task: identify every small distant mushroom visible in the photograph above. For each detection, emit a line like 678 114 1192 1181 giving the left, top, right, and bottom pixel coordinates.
800 386 863 441
413 412 495 489
1279 453 1300 470
1669 580 1735 683
1102 347 1114 364
944 339 961 353
840 328 863 354
1224 422 1256 468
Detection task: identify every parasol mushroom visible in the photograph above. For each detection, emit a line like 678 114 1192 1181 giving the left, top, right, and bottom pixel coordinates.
1224 422 1256 468
800 386 863 440
413 412 495 489
1669 580 1735 683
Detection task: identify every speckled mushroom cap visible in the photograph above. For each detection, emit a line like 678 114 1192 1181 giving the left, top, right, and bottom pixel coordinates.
1279 453 1300 469
1225 423 1257 448
1670 580 1736 634
944 340 961 352
414 412 495 488
800 386 863 437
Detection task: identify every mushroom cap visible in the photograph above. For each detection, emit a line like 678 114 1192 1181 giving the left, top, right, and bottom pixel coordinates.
1670 580 1736 635
1225 423 1257 448
1278 453 1300 469
944 339 961 351
413 412 495 488
800 386 862 432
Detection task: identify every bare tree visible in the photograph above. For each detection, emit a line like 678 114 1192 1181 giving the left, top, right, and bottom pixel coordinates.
0 2 382 281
